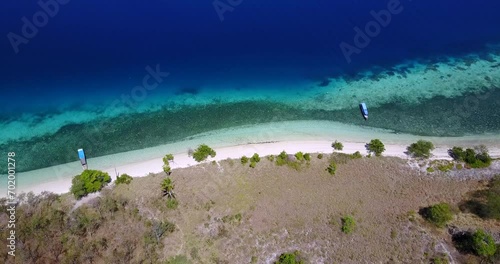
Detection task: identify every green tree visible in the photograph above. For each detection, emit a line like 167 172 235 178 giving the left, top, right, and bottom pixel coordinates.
241 156 249 164
472 229 497 257
161 178 175 199
70 170 111 199
250 153 261 163
295 152 304 161
449 146 466 161
163 154 174 175
350 151 362 159
332 140 344 151
192 144 216 162
115 174 133 185
163 154 174 163
276 151 288 166
303 153 311 161
367 139 385 156
341 215 356 234
275 251 303 264
326 161 337 175
407 140 435 158
422 203 453 228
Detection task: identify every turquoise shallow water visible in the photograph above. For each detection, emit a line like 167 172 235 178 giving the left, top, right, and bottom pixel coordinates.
1 48 500 172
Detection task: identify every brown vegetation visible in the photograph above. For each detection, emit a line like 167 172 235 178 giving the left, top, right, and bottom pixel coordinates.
1 155 498 263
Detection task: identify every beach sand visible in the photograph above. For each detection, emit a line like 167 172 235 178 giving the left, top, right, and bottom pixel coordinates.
3 120 500 197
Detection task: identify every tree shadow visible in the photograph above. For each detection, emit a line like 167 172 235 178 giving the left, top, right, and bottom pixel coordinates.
451 231 474 255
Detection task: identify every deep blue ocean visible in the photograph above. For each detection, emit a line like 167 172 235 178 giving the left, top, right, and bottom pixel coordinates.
1 0 500 171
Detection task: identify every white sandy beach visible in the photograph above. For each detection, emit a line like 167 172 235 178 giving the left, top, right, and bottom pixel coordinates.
3 120 500 197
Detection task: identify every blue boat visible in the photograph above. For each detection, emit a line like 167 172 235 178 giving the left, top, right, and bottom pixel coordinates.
359 102 368 120
78 148 88 169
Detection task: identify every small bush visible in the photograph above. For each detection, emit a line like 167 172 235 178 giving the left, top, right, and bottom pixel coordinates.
163 164 172 174
427 167 435 173
326 161 337 175
192 144 216 162
161 177 175 198
367 139 385 156
341 215 356 234
166 199 179 209
332 140 344 151
449 146 492 168
249 161 257 168
421 203 453 228
275 251 303 264
164 154 174 162
472 229 497 257
431 255 449 264
70 170 112 199
250 153 261 163
295 152 304 161
267 155 275 162
407 140 435 158
317 153 323 159
241 156 249 165
437 162 454 172
276 151 288 166
115 173 133 185
350 151 362 159
303 153 311 161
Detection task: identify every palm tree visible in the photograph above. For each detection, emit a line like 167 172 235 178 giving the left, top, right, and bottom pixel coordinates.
161 177 175 199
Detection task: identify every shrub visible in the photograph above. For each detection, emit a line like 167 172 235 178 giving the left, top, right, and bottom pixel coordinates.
163 164 172 174
71 170 111 199
163 154 173 174
166 199 179 210
472 229 497 257
249 161 257 168
350 151 362 159
449 146 491 168
250 153 261 163
115 174 133 185
267 155 275 162
192 144 216 162
241 156 249 165
407 140 435 158
437 162 454 172
449 146 466 161
317 153 323 159
295 152 304 161
164 154 174 162
161 177 175 199
276 151 288 166
275 251 303 264
326 161 337 175
421 203 453 227
341 216 356 234
427 167 435 173
367 139 385 156
332 140 344 151
303 153 311 161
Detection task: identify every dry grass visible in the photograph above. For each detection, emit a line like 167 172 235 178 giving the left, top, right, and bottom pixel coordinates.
112 155 489 263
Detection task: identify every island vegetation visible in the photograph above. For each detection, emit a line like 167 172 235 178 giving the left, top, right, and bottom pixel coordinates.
192 144 216 162
449 145 492 168
367 139 385 156
70 169 112 199
2 149 499 263
407 140 435 158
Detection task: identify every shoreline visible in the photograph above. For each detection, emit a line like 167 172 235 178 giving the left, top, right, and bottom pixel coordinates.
2 120 500 197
